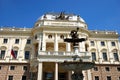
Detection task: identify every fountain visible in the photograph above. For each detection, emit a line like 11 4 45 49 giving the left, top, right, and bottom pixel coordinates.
60 27 95 80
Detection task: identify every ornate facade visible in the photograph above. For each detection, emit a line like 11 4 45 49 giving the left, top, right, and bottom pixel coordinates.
0 12 120 80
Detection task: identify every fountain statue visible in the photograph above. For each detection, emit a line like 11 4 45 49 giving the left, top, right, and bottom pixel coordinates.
60 27 95 80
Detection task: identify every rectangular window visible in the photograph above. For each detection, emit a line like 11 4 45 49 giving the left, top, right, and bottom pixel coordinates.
113 53 119 61
94 67 98 71
92 52 96 61
90 41 95 46
111 42 115 46
105 67 110 71
8 76 13 80
0 66 1 70
95 76 99 80
26 39 31 44
25 51 30 60
23 66 27 71
103 52 107 61
10 66 15 70
58 73 67 80
13 51 18 59
3 38 8 43
0 50 5 59
22 76 26 80
101 41 105 46
15 39 19 44
117 67 120 71
107 76 111 80
44 72 53 80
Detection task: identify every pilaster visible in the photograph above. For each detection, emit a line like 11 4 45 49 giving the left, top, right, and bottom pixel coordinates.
54 33 58 51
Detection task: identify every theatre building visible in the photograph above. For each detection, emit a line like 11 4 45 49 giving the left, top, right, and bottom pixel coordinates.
0 12 120 80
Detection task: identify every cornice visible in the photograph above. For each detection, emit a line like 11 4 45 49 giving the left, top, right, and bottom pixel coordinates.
0 28 32 36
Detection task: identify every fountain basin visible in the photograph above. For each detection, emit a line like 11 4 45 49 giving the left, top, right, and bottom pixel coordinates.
60 61 95 71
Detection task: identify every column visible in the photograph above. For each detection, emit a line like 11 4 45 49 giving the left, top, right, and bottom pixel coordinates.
55 62 58 80
37 62 43 80
66 34 71 52
66 43 71 52
81 42 85 52
87 70 92 80
79 43 82 52
68 71 72 80
42 33 46 51
54 33 58 51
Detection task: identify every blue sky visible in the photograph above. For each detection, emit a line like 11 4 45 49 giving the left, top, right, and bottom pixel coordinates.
0 0 120 33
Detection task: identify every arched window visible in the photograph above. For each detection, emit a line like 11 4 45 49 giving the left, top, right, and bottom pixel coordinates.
48 35 52 39
60 35 64 39
85 44 89 51
35 35 37 39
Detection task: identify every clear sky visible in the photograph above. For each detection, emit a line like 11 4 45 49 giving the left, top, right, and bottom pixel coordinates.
0 0 120 32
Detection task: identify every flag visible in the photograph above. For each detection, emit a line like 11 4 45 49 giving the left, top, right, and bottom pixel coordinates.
11 49 16 59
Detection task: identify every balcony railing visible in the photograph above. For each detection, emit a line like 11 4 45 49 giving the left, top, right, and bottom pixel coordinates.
38 51 91 57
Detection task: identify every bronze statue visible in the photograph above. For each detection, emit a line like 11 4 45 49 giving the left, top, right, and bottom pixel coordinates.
56 12 69 20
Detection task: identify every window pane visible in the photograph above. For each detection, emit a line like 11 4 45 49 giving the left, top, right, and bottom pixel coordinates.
105 67 110 71
0 66 1 70
113 53 119 61
23 66 27 71
94 67 98 71
22 76 26 80
14 51 18 59
107 76 111 80
101 41 105 46
0 50 5 59
95 76 99 80
3 38 8 43
27 39 31 44
103 52 107 61
44 72 53 80
111 42 115 46
10 66 15 70
91 41 95 46
92 52 96 61
58 73 66 80
15 39 19 44
117 67 120 71
25 51 30 59
8 76 13 80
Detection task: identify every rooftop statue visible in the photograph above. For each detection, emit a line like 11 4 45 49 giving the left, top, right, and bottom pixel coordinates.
56 12 69 20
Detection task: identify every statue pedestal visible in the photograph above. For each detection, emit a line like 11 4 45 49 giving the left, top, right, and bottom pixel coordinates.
71 71 84 80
